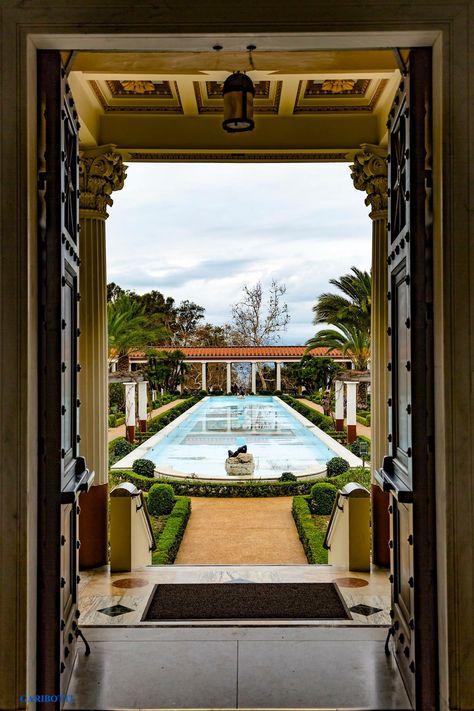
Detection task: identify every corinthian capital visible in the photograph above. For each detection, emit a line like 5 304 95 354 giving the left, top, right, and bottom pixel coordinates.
79 145 127 218
350 144 388 216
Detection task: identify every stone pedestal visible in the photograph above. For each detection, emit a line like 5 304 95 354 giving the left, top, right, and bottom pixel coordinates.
225 452 255 476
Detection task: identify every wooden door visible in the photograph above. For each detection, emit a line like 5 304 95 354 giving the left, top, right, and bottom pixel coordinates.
376 47 438 709
37 51 94 703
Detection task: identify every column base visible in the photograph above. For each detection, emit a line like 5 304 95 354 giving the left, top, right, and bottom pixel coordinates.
371 484 390 567
139 419 147 433
335 419 344 431
79 483 108 569
126 425 135 442
347 424 357 444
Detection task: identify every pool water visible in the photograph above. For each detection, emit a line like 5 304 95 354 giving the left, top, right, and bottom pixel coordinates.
139 396 349 479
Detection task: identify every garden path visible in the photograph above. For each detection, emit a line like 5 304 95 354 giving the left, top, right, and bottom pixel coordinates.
175 497 307 565
299 398 371 439
107 398 185 442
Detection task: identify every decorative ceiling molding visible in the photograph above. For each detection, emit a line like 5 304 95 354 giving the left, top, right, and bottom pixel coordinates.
306 79 369 97
193 80 283 114
294 78 388 113
89 79 184 113
126 151 350 162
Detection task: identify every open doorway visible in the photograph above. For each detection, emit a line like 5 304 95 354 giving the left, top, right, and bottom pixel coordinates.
37 43 436 711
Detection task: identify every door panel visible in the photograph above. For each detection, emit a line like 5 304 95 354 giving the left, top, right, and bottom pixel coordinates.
376 48 438 709
37 51 94 703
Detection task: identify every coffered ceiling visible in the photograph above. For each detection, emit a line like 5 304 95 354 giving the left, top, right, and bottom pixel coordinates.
67 50 404 161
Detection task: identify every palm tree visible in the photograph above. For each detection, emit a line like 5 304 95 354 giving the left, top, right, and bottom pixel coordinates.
108 293 166 372
306 325 370 371
312 267 371 335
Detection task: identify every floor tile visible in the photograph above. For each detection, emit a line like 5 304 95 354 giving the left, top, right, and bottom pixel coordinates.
237 639 411 709
68 640 237 709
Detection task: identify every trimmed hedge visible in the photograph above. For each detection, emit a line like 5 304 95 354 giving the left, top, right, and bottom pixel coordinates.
110 466 371 498
310 482 338 514
132 458 156 477
281 394 335 433
292 496 328 564
326 456 350 477
152 496 191 565
148 483 176 515
350 435 371 459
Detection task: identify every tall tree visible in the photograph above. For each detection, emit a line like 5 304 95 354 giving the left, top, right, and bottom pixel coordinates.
146 349 186 392
231 280 290 390
173 300 205 345
108 293 166 371
231 280 290 346
313 267 371 334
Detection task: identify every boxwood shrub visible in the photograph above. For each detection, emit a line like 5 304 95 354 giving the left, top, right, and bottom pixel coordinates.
152 496 191 565
132 458 155 477
280 394 336 433
310 482 338 515
326 456 350 477
148 483 176 515
279 471 297 482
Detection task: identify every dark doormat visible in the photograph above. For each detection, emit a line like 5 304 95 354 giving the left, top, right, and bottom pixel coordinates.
142 582 351 621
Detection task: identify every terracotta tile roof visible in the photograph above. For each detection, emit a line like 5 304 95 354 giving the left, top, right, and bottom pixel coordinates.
126 346 344 360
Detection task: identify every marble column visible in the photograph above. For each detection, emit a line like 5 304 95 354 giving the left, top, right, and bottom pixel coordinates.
251 363 257 394
124 382 136 442
335 380 344 431
138 381 148 432
226 362 232 393
275 362 282 391
78 145 126 568
351 143 390 566
201 362 207 391
345 381 358 444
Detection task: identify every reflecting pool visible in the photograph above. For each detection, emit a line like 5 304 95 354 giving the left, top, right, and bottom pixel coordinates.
114 396 361 480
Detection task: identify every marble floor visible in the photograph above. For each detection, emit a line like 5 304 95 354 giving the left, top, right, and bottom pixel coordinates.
79 564 390 626
67 626 411 710
69 566 407 710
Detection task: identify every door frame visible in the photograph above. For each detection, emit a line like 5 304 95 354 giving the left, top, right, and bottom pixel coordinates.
1 4 472 709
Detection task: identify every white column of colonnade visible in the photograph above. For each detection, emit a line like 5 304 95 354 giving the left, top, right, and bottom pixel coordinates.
138 381 148 432
78 145 127 568
335 379 345 430
226 363 232 393
124 382 137 442
345 381 358 444
275 362 282 391
351 144 390 566
251 363 257 394
201 362 207 391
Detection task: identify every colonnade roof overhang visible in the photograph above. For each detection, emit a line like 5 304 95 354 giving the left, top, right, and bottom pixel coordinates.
68 49 404 160
126 345 349 364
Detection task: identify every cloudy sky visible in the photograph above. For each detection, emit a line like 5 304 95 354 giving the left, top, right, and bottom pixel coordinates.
106 162 371 345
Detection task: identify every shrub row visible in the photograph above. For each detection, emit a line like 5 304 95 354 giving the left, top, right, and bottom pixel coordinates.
108 414 125 428
109 466 371 498
356 413 371 427
280 394 336 434
292 496 328 564
151 496 191 565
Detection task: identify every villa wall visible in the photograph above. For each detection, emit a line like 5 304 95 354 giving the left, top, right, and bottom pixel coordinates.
0 2 473 709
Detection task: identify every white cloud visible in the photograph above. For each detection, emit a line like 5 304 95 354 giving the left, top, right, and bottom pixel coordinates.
106 162 371 345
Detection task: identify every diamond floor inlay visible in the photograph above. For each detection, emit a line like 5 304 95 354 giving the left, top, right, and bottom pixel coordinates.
350 603 383 616
97 604 134 617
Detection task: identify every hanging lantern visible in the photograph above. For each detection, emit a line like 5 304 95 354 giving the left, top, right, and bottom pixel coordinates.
222 71 255 133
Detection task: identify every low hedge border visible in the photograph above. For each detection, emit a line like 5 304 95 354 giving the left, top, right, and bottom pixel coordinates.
110 466 371 497
281 394 336 433
292 495 328 564
151 496 191 565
